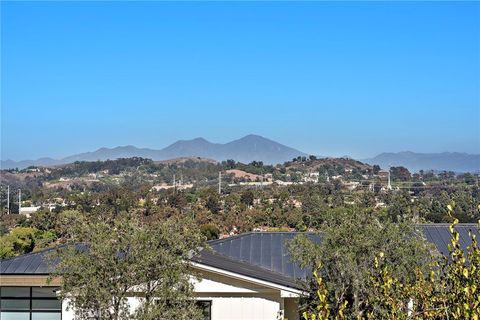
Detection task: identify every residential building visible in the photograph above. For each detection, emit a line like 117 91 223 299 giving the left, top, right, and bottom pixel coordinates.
1 225 478 320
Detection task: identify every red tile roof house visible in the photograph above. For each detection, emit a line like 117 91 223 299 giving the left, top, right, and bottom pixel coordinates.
1 224 478 320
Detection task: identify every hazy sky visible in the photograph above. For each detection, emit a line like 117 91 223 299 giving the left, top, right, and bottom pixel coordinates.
1 1 479 161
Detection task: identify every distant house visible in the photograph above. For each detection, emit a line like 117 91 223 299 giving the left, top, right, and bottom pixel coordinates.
377 170 389 178
1 225 478 320
19 206 41 217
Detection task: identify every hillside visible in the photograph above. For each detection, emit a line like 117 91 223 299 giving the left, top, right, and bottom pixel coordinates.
285 157 372 173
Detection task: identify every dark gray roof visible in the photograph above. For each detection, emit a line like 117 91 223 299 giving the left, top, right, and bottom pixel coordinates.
207 224 479 281
1 224 479 289
0 243 304 290
192 249 304 289
420 224 479 257
0 246 58 275
208 232 319 281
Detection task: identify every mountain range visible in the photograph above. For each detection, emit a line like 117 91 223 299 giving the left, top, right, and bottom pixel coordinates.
2 135 479 173
1 135 307 169
362 151 480 173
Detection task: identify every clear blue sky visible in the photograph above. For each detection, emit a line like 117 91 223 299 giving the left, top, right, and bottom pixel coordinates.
1 1 479 160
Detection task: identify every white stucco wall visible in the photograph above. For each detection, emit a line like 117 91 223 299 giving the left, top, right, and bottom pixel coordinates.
192 268 291 319
61 298 74 320
201 296 282 320
19 266 299 320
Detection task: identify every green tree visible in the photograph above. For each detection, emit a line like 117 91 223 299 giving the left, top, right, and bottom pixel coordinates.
390 166 411 182
200 223 220 240
240 190 255 207
0 227 56 258
30 208 57 231
205 194 221 214
288 207 433 318
49 214 205 320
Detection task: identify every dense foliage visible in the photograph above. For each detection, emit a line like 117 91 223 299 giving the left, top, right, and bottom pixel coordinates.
299 207 480 319
288 207 435 317
0 158 479 318
48 214 205 320
1 157 479 258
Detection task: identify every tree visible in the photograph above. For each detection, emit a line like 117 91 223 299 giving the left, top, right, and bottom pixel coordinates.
287 207 433 318
49 214 205 320
366 211 480 319
240 190 255 207
0 227 56 258
200 223 220 240
205 194 221 214
30 208 57 231
167 191 188 211
390 166 411 182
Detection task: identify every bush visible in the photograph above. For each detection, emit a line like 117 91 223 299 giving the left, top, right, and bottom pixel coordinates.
200 224 220 240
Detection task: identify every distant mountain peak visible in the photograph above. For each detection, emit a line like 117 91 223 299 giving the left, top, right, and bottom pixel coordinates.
235 134 270 141
242 133 265 139
191 137 209 142
1 135 309 169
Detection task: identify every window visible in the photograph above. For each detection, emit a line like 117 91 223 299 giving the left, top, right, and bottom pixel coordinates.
195 300 211 320
0 287 62 320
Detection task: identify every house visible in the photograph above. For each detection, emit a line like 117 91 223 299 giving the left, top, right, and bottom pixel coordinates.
1 225 479 320
19 206 41 217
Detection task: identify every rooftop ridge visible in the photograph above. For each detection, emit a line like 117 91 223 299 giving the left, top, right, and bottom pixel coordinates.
0 244 65 262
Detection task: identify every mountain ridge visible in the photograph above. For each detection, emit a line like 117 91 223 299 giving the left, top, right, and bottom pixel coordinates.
1 135 307 169
3 137 478 172
362 151 480 173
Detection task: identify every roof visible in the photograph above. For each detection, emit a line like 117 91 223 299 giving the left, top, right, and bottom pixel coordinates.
191 249 303 290
208 232 320 280
207 224 479 281
0 244 86 275
420 224 479 257
1 246 58 275
0 243 303 290
1 224 479 289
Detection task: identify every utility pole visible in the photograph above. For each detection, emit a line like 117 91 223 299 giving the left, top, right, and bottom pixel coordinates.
372 177 375 192
18 189 21 214
218 171 222 194
387 169 392 190
173 174 176 193
7 185 10 215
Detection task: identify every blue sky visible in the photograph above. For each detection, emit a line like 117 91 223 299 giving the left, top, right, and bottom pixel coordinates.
1 1 479 160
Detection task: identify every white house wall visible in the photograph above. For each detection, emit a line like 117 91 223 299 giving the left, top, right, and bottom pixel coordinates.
193 268 299 320
1 269 300 320
199 295 282 320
